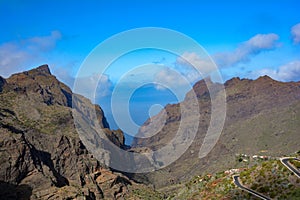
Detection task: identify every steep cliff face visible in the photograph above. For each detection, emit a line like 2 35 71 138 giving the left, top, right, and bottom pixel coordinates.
132 76 300 187
0 65 136 199
0 76 6 92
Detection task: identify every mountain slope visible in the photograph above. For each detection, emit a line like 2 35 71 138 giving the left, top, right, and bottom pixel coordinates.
168 155 300 199
0 65 150 199
132 76 300 187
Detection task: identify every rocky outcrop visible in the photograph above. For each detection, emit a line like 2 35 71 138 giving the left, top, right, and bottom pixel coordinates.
6 65 72 107
0 65 138 199
0 76 6 92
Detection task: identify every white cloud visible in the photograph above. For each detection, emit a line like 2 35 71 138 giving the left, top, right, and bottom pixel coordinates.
52 63 114 102
156 52 215 90
153 67 192 100
0 43 32 76
214 33 279 67
28 31 62 51
154 67 187 90
0 31 62 77
252 60 300 81
153 51 219 92
52 65 76 87
73 73 113 102
247 33 279 49
157 33 282 92
96 74 113 98
291 23 300 44
176 52 215 76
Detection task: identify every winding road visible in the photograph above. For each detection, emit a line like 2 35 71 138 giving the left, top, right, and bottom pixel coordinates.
280 157 300 178
232 175 271 200
233 157 300 200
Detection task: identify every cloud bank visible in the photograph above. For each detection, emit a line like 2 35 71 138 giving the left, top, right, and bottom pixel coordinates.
74 73 113 101
214 33 279 67
153 51 216 91
0 31 61 77
154 67 189 90
291 23 300 44
176 52 215 75
253 60 300 82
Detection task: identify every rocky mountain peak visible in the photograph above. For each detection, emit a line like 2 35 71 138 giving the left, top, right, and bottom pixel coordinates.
5 65 72 107
224 77 241 87
257 75 274 81
30 64 51 75
8 64 54 83
225 75 279 89
184 76 223 102
0 65 136 199
224 77 255 89
8 64 52 83
190 77 212 98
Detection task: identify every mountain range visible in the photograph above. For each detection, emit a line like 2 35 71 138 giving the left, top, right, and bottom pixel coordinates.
0 65 299 199
132 74 300 188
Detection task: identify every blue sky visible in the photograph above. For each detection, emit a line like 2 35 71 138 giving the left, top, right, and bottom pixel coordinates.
1 0 300 144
